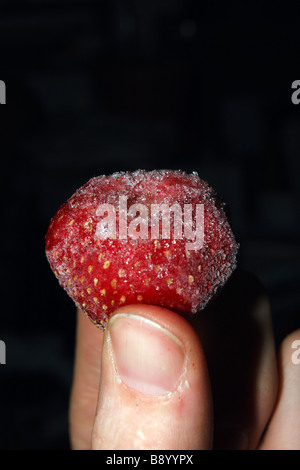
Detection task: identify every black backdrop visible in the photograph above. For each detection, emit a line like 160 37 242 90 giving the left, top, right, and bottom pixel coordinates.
0 0 299 449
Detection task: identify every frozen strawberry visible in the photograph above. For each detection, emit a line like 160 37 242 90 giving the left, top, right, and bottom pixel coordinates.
45 170 238 329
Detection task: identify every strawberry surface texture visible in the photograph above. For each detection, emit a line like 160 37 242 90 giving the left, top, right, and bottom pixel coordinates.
45 169 238 329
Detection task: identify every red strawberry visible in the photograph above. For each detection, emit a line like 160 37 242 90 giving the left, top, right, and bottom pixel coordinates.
45 170 238 329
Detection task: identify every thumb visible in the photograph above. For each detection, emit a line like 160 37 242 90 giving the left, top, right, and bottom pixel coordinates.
91 305 213 450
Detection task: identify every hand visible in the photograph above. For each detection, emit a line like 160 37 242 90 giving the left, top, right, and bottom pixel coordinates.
69 270 300 450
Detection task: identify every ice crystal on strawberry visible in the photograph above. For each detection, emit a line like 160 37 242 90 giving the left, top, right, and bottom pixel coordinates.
45 169 238 329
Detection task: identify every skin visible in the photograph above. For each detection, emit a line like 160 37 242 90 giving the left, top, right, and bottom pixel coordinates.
69 271 300 450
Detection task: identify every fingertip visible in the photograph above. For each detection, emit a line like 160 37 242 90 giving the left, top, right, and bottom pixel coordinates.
92 304 213 450
258 328 300 450
111 304 203 355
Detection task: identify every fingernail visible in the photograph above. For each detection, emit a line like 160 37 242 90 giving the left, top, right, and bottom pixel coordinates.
108 313 186 396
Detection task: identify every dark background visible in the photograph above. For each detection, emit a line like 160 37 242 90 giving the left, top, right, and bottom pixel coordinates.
0 0 299 449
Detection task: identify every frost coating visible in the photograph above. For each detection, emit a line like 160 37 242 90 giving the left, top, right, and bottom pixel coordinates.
45 169 239 329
